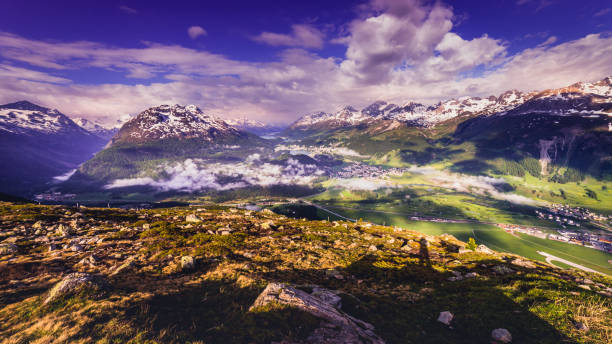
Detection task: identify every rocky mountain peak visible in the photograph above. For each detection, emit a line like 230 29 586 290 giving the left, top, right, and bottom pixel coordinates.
111 104 243 145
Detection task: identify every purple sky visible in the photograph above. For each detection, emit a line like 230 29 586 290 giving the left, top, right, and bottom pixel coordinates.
0 0 611 125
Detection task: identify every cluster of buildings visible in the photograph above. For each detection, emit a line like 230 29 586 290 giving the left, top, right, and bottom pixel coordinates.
534 210 579 227
544 204 612 224
498 223 612 253
333 163 408 179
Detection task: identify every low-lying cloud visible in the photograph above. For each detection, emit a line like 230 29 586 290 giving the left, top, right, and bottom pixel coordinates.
104 158 325 192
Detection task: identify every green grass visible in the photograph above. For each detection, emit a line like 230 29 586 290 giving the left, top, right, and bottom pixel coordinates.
307 203 612 275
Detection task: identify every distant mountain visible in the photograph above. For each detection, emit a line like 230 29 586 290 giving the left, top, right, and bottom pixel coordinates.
286 76 612 134
0 101 106 196
111 104 245 145
225 118 284 135
73 117 118 141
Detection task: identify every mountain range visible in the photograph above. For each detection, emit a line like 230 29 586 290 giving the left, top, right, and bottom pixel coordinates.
286 76 612 133
0 101 106 196
1 76 611 197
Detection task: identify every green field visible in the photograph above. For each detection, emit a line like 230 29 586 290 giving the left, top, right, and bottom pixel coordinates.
310 202 612 275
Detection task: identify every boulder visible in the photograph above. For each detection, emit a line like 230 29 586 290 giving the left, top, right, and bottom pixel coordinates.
476 245 494 255
57 224 75 236
260 220 276 230
43 273 107 305
185 214 202 223
181 256 195 271
0 243 18 255
491 328 512 343
250 283 384 344
437 311 453 325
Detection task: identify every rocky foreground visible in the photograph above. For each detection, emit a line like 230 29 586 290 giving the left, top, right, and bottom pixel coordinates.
0 202 610 344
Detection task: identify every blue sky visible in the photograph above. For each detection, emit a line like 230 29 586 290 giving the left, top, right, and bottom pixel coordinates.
0 0 610 124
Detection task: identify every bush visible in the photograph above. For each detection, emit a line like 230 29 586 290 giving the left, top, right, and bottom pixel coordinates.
466 237 477 251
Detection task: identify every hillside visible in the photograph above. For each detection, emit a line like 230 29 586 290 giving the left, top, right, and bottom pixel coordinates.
0 101 106 196
0 202 610 343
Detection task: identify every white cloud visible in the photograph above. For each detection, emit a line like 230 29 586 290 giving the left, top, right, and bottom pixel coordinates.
104 158 324 191
0 0 610 125
253 24 324 49
119 5 138 14
187 26 207 39
537 35 557 47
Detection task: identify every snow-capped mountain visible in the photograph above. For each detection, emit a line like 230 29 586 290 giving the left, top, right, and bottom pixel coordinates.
0 101 93 136
73 117 118 141
111 104 244 145
288 76 612 131
0 101 106 196
225 118 285 135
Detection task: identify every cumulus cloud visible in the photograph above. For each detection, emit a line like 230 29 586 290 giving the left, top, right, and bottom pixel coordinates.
104 158 325 192
0 0 610 125
187 26 207 39
253 24 324 49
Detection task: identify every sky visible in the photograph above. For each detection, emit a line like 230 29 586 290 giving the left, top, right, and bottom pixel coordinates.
0 0 611 125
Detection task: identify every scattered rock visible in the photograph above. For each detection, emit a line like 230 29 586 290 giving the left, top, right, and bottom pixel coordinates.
491 328 512 343
464 272 478 278
573 321 589 332
476 245 494 255
492 265 514 275
110 258 135 277
43 273 107 305
57 224 75 236
0 243 18 255
69 244 84 252
260 220 276 230
368 245 378 252
250 283 384 344
185 214 202 223
181 256 195 271
437 311 453 325
511 259 536 269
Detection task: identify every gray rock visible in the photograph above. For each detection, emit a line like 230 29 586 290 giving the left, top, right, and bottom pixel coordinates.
43 273 107 305
250 283 384 344
492 265 514 275
0 243 18 255
437 311 453 325
69 244 84 252
311 287 342 308
491 328 512 343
